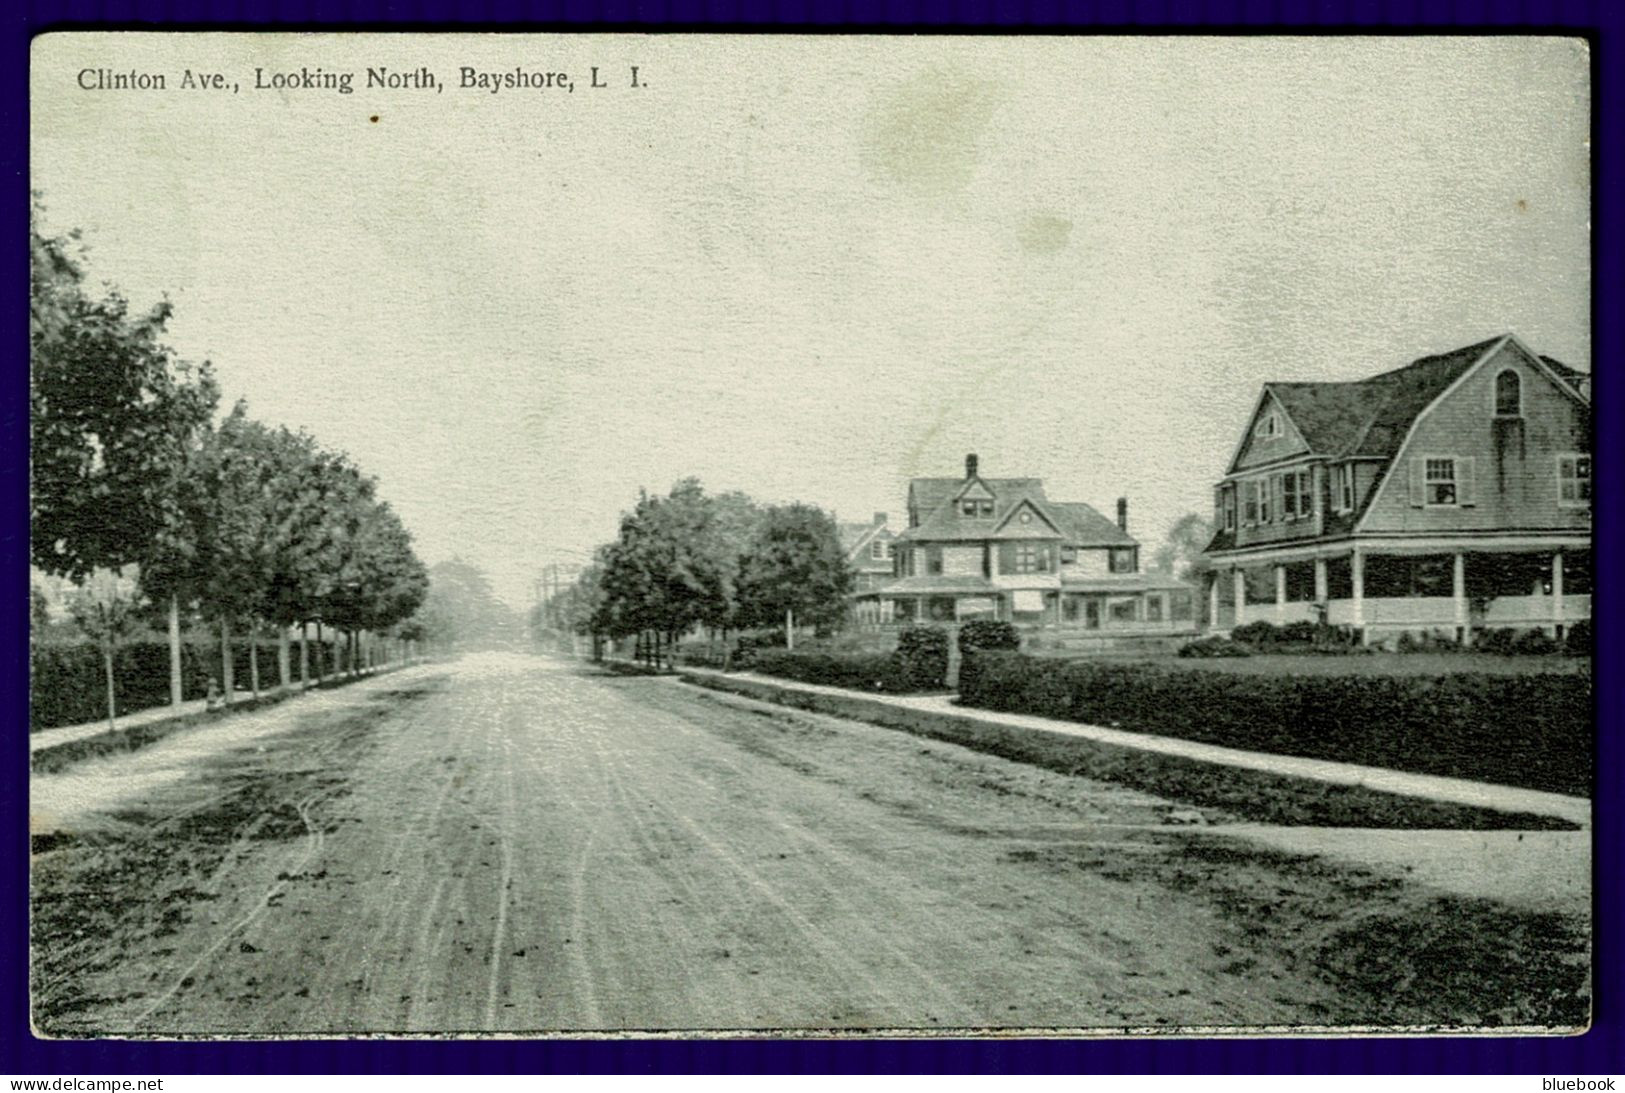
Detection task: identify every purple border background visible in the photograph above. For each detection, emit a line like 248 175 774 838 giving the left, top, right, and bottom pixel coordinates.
3 5 1618 1075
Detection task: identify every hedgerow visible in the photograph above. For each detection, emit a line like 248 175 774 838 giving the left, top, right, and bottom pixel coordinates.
956 651 1590 795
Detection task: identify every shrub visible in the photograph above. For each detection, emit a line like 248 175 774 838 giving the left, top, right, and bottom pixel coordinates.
1178 636 1252 658
731 630 786 669
1564 619 1592 656
1230 621 1280 648
895 626 950 690
1510 628 1560 656
958 620 1021 654
1474 627 1561 656
957 652 1591 796
750 649 916 693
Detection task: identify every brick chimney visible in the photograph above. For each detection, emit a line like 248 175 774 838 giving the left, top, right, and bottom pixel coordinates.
965 453 979 480
1116 497 1129 532
873 511 887 526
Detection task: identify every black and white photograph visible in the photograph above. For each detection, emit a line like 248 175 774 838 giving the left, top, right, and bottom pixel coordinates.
28 32 1592 1038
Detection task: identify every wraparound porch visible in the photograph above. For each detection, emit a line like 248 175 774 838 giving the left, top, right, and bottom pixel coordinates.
1206 538 1591 643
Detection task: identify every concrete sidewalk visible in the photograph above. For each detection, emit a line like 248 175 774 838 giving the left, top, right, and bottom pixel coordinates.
678 667 1591 828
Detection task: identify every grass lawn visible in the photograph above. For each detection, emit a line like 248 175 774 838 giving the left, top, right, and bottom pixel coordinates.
1130 652 1592 678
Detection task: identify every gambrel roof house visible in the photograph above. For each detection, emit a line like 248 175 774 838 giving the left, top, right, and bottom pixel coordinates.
1203 333 1591 642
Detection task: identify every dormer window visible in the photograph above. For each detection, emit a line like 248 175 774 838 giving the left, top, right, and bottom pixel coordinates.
1495 369 1522 417
1254 412 1280 440
869 540 891 561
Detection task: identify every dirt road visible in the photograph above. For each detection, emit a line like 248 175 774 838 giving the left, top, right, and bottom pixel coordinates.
31 653 1588 1035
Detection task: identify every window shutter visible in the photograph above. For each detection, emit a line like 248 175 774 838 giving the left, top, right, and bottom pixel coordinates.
1272 475 1284 520
1409 458 1426 507
1458 456 1476 507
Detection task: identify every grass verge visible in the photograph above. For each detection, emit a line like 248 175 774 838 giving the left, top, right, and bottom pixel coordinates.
684 672 1578 831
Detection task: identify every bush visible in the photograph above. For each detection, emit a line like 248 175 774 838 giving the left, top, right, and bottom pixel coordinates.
1230 620 1280 648
731 630 787 669
956 652 1591 796
1396 629 1461 654
1511 628 1560 656
750 649 917 693
895 626 951 690
1474 627 1563 656
958 620 1021 654
1564 619 1592 656
1178 636 1252 658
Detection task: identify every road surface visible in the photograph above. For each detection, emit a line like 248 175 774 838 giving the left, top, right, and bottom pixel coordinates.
30 653 1588 1035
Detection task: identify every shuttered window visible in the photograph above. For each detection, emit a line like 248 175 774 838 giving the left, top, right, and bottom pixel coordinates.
1409 456 1477 507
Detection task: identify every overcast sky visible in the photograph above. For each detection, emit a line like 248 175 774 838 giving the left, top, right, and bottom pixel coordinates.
32 34 1591 608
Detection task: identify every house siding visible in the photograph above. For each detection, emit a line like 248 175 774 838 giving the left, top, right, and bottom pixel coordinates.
1233 392 1312 471
1362 342 1591 535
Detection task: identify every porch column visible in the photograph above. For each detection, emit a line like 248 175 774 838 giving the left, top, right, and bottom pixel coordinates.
1453 552 1469 646
1274 565 1287 623
1553 550 1566 632
1350 548 1366 642
1208 573 1220 632
1233 568 1246 627
1314 557 1328 603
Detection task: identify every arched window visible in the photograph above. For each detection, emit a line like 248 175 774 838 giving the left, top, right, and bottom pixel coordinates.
1495 369 1522 416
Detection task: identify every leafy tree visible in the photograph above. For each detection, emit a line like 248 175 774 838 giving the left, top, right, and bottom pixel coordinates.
32 211 218 707
65 567 142 733
593 480 737 664
31 217 218 583
1150 512 1214 583
414 559 518 652
736 503 853 649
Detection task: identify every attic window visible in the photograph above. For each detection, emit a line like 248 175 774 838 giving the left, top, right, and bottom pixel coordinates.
1019 511 1032 525
1495 370 1522 417
1254 412 1280 440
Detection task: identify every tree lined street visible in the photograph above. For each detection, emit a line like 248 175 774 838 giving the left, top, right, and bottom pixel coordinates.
31 654 1586 1035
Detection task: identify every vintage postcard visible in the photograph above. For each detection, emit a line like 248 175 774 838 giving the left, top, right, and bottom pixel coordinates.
28 33 1591 1038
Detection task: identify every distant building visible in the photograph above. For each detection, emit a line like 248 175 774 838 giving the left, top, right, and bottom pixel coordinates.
839 512 899 624
1202 333 1591 642
854 454 1194 630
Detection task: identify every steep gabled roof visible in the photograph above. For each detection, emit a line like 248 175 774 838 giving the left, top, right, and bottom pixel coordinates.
903 477 1055 541
1241 336 1508 471
1208 334 1587 555
1049 502 1136 547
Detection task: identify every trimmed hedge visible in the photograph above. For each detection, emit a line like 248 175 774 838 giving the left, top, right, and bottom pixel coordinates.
957 652 1592 796
750 649 917 693
896 626 950 690
958 620 1021 654
31 637 339 732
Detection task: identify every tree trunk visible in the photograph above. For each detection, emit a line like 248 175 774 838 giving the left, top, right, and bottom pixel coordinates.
299 623 310 688
278 627 292 691
315 621 325 683
220 617 235 706
103 644 118 735
167 595 184 710
249 625 261 699
785 607 795 651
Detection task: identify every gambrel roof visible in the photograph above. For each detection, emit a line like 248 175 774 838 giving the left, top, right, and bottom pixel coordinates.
1207 333 1592 554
